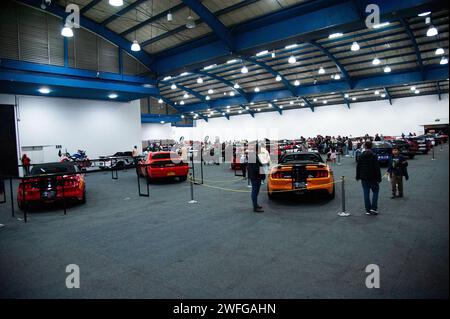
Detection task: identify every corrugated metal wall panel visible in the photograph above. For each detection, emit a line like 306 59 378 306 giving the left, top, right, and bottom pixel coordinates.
0 2 19 60
98 37 119 73
18 6 49 64
48 15 64 66
74 28 98 70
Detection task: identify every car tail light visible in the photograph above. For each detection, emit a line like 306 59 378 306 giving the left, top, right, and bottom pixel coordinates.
309 170 328 178
61 176 79 187
271 171 291 179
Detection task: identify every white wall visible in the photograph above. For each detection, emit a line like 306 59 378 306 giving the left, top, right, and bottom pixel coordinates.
141 123 173 141
169 94 449 141
9 95 142 162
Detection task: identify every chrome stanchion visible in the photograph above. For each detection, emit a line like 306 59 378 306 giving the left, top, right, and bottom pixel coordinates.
188 173 197 204
338 176 350 217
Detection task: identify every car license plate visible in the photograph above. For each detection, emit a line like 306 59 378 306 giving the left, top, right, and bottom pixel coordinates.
167 172 176 176
294 182 306 189
41 191 56 199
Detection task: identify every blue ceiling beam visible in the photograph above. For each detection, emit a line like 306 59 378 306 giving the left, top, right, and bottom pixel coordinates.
194 70 250 101
152 0 440 74
179 65 448 113
17 0 156 72
341 93 351 109
141 0 261 49
302 97 314 112
80 0 102 14
306 40 353 88
120 3 186 36
0 58 156 85
239 105 255 118
181 0 234 50
269 102 283 115
159 80 207 103
101 0 147 26
241 56 297 96
399 17 425 80
0 69 159 101
383 87 393 105
141 114 183 123
436 82 442 100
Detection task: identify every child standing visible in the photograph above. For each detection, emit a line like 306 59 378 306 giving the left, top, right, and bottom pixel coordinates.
388 147 409 198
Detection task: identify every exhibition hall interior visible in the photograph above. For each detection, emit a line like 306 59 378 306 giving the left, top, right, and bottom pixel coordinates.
0 0 448 301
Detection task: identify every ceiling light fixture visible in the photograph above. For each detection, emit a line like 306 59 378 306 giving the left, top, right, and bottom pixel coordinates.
285 44 298 50
180 100 185 105
351 41 360 51
254 87 260 93
275 75 282 82
229 92 235 96
196 77 203 84
288 55 296 64
109 0 124 7
38 87 51 94
418 11 431 17
384 65 392 73
158 99 163 104
329 32 343 39
256 50 269 57
171 84 177 90
131 40 141 52
372 57 381 65
233 83 240 89
294 80 300 86
183 93 189 99
334 74 341 80
207 89 214 94
440 56 448 65
318 67 325 74
435 48 445 55
108 93 118 99
205 96 211 100
167 11 173 22
241 66 248 74
61 24 74 37
186 14 196 29
373 22 390 29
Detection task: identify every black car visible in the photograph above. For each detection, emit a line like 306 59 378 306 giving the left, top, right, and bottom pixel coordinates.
391 140 415 159
355 141 393 166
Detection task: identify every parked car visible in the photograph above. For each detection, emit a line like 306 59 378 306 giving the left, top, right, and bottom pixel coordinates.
408 136 431 154
17 162 86 210
138 152 189 182
391 139 415 159
355 141 393 166
98 151 134 169
267 152 335 199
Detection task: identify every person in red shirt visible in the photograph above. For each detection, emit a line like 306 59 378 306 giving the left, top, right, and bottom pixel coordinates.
21 154 31 175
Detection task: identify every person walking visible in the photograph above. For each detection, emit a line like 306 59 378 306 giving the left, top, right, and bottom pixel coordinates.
21 154 31 176
388 147 409 198
240 149 248 179
356 141 382 215
247 144 264 213
132 146 140 165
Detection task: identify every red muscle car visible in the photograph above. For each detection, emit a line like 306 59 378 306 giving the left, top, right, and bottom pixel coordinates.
17 162 86 210
139 151 189 182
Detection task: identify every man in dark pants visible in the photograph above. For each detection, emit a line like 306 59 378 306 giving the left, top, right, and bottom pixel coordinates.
356 141 382 215
247 144 264 213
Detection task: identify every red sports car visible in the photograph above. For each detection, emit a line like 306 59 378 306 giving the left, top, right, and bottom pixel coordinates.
139 151 189 182
17 162 86 210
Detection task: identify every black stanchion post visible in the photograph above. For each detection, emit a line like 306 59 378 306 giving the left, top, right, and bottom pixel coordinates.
62 179 66 215
0 179 6 204
10 178 14 217
432 143 435 161
200 147 204 184
338 176 349 217
22 178 27 223
188 173 197 204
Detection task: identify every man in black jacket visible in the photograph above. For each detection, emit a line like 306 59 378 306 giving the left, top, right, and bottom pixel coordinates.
247 143 264 213
356 141 382 215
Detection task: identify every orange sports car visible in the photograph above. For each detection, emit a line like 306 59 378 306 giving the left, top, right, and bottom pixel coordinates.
267 152 335 199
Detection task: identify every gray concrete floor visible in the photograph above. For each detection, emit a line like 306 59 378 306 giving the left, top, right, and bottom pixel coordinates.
0 145 448 299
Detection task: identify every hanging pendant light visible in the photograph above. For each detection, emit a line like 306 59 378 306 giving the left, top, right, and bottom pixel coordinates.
131 40 141 52
61 23 74 37
109 0 124 7
186 10 196 29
